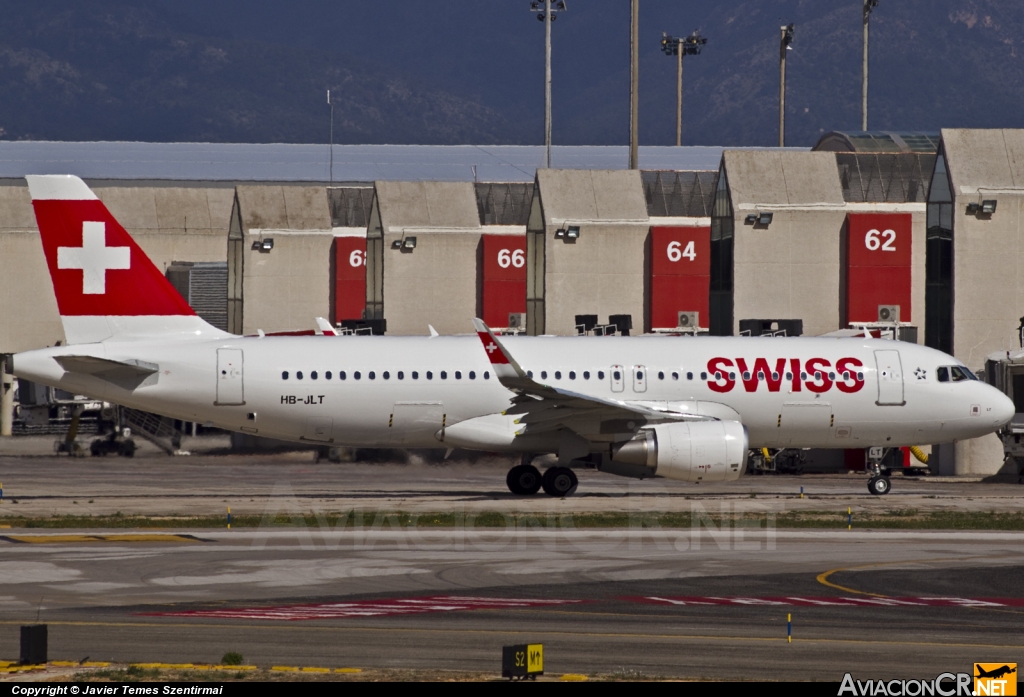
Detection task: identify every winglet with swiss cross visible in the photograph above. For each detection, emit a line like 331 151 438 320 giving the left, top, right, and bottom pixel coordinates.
472 318 526 383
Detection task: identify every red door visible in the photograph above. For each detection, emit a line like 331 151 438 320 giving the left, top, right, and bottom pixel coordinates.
481 234 526 328
649 226 710 330
846 213 912 324
334 236 366 322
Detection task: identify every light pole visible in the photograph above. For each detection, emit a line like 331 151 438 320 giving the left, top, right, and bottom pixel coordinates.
779 23 794 148
629 0 639 169
862 0 879 131
327 89 334 185
530 0 566 169
661 30 707 147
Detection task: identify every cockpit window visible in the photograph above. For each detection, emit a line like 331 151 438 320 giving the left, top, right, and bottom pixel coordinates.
938 365 977 383
950 366 977 381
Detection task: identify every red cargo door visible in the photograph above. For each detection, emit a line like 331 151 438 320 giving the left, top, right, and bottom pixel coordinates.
846 213 912 324
649 226 710 329
481 234 526 328
334 235 366 322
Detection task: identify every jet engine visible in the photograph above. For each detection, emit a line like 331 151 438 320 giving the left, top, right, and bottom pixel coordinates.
607 421 748 483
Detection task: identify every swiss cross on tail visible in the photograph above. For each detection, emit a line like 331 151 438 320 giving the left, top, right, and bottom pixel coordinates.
26 175 195 317
472 318 522 381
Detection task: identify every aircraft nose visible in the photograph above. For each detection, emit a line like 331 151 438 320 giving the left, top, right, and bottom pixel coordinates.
991 388 1016 427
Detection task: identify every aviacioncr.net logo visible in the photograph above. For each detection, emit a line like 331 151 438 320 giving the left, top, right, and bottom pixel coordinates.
839 672 973 696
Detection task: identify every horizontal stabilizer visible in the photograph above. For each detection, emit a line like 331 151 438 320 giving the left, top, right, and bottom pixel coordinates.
54 355 158 377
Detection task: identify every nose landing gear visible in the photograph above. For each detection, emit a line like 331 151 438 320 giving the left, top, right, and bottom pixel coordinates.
867 473 891 496
866 447 891 495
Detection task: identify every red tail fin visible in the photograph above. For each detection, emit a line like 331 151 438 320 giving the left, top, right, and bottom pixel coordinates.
27 175 195 317
27 175 227 344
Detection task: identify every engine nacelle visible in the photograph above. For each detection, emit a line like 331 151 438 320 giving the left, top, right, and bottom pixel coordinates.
609 421 748 483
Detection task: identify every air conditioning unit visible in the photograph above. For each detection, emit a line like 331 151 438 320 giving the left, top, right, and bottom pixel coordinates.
878 305 900 323
508 313 526 329
677 311 699 329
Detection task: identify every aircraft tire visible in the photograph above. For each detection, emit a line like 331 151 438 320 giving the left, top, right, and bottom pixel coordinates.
541 466 578 497
868 476 891 496
507 464 542 495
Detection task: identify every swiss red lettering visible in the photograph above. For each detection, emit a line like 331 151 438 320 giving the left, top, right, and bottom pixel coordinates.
789 357 802 392
804 358 833 394
835 357 865 393
707 357 735 393
735 358 787 392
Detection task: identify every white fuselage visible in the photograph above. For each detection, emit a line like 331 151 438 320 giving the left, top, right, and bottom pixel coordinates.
12 334 1013 452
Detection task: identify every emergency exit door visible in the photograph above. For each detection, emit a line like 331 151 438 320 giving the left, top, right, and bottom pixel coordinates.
216 348 244 405
874 349 905 406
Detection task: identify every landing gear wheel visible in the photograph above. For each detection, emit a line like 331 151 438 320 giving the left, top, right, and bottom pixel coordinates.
541 466 578 497
506 464 542 495
868 475 891 496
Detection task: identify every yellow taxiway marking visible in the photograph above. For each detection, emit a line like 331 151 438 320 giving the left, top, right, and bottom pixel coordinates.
817 553 1023 598
0 534 204 544
0 620 1021 650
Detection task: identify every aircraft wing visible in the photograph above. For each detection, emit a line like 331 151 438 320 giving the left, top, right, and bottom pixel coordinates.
471 319 712 438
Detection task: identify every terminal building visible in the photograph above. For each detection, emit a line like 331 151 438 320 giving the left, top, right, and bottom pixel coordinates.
0 134 1021 476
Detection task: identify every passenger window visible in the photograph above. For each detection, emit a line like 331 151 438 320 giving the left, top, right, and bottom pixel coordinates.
455 371 462 379
714 372 722 380
637 371 644 380
613 370 621 380
326 371 332 380
282 371 289 380
441 371 447 379
785 372 792 380
469 371 476 379
340 371 347 380
729 372 736 380
426 371 433 380
383 371 390 379
354 371 361 380
743 372 751 380
686 372 693 380
598 371 605 379
412 371 418 379
569 371 576 380
541 371 548 379
398 371 404 380
700 372 708 380
857 372 864 380
828 372 835 380
771 372 779 381
672 372 679 380
937 367 949 382
297 371 304 380
583 371 590 380
527 370 534 378
484 371 490 379
842 372 849 380
311 371 318 380
554 371 562 379
801 372 807 380
658 371 665 380
814 372 821 380
369 371 376 380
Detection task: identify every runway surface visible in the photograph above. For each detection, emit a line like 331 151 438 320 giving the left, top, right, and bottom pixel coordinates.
1 528 1023 680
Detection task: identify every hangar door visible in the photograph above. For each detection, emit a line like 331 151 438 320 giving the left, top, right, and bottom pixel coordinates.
216 348 244 405
334 235 367 322
846 214 912 324
481 234 526 328
649 226 710 330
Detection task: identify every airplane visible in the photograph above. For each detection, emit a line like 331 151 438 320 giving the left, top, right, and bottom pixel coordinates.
8 175 1015 497
975 666 1016 680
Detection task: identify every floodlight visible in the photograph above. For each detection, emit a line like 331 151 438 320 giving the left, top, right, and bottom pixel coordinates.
980 200 997 215
966 202 980 215
565 225 580 239
391 240 403 249
757 212 774 226
251 238 274 253
745 214 758 225
782 23 795 49
402 236 417 250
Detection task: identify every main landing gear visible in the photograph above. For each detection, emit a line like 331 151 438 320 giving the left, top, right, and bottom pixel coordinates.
506 458 578 497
